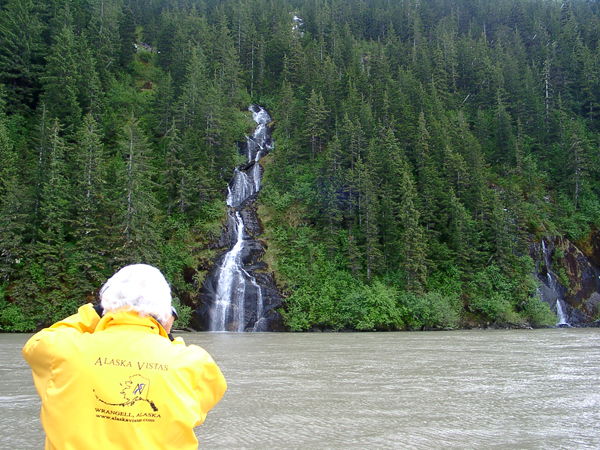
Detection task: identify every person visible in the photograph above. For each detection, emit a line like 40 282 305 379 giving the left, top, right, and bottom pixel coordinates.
23 264 227 450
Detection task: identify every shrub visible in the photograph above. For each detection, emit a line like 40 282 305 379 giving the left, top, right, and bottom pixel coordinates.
0 302 36 332
398 291 461 330
339 281 402 331
173 300 193 329
469 292 517 323
522 295 556 327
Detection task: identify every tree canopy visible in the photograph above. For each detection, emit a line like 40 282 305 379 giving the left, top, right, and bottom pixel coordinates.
3 0 598 331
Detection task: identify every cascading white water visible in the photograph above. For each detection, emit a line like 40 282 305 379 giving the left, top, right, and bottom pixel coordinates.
211 212 246 331
542 239 569 326
211 106 272 332
542 240 557 291
556 299 568 326
252 108 271 126
227 168 255 208
251 279 264 332
253 150 263 192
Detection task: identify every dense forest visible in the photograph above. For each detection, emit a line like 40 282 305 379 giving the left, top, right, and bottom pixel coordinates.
1 0 599 331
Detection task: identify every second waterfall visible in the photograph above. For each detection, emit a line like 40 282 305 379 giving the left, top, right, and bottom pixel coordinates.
198 105 282 332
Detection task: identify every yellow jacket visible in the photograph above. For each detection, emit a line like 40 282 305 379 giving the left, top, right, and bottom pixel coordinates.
23 304 227 450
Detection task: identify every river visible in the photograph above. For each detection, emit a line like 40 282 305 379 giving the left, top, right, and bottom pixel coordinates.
2 329 599 449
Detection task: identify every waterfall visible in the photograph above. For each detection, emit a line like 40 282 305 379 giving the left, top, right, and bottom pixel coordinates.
227 168 255 208
252 150 263 192
556 300 568 326
209 105 272 332
210 212 246 331
542 238 569 327
542 240 556 291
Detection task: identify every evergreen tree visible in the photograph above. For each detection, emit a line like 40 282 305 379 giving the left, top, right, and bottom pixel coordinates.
118 4 136 67
27 120 79 323
398 162 427 293
75 35 103 118
304 89 329 160
41 23 82 135
154 72 175 137
178 46 209 133
359 156 382 280
72 114 105 286
87 0 122 77
162 121 186 215
0 88 27 281
278 80 295 139
215 15 244 106
0 0 45 110
118 116 159 264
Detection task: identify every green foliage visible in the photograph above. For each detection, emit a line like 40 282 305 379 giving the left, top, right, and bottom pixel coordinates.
2 0 600 331
0 304 36 332
158 218 194 290
398 291 461 330
469 293 516 324
339 281 402 331
172 298 193 330
467 264 525 324
522 296 557 328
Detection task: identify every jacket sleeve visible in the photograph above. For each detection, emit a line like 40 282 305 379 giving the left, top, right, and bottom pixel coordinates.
190 347 227 426
22 303 101 395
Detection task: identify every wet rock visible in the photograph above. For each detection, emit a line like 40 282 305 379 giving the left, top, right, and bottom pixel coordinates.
532 234 600 325
192 106 283 332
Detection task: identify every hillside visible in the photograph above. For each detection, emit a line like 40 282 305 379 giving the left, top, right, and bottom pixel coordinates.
1 0 600 331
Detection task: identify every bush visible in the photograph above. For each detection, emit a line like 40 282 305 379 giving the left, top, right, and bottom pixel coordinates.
522 295 556 327
469 292 517 323
339 281 403 331
467 263 523 324
398 291 461 330
172 299 193 329
0 302 36 332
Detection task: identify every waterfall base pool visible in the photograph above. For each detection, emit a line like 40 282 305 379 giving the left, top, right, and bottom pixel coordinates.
3 329 600 449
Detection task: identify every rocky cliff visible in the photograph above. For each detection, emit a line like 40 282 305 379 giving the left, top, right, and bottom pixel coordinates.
532 231 600 325
192 107 284 332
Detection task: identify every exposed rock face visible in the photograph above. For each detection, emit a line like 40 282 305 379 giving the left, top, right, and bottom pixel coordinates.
532 233 600 325
193 107 284 332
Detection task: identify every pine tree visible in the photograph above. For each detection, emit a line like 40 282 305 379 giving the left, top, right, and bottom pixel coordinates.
415 112 441 241
118 116 159 264
72 114 105 286
31 103 52 234
87 0 122 78
154 72 174 137
565 117 590 209
118 4 136 67
162 121 186 215
398 162 427 294
41 24 82 135
0 0 45 111
278 80 295 140
0 88 27 281
319 134 344 238
448 189 478 271
30 120 80 322
377 127 404 272
75 34 103 118
215 15 244 106
304 89 329 160
360 157 382 281
178 46 208 133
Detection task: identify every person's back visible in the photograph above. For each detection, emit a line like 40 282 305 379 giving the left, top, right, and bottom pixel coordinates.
23 265 227 450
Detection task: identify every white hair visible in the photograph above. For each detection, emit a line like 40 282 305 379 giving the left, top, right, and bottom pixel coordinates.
99 264 172 324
